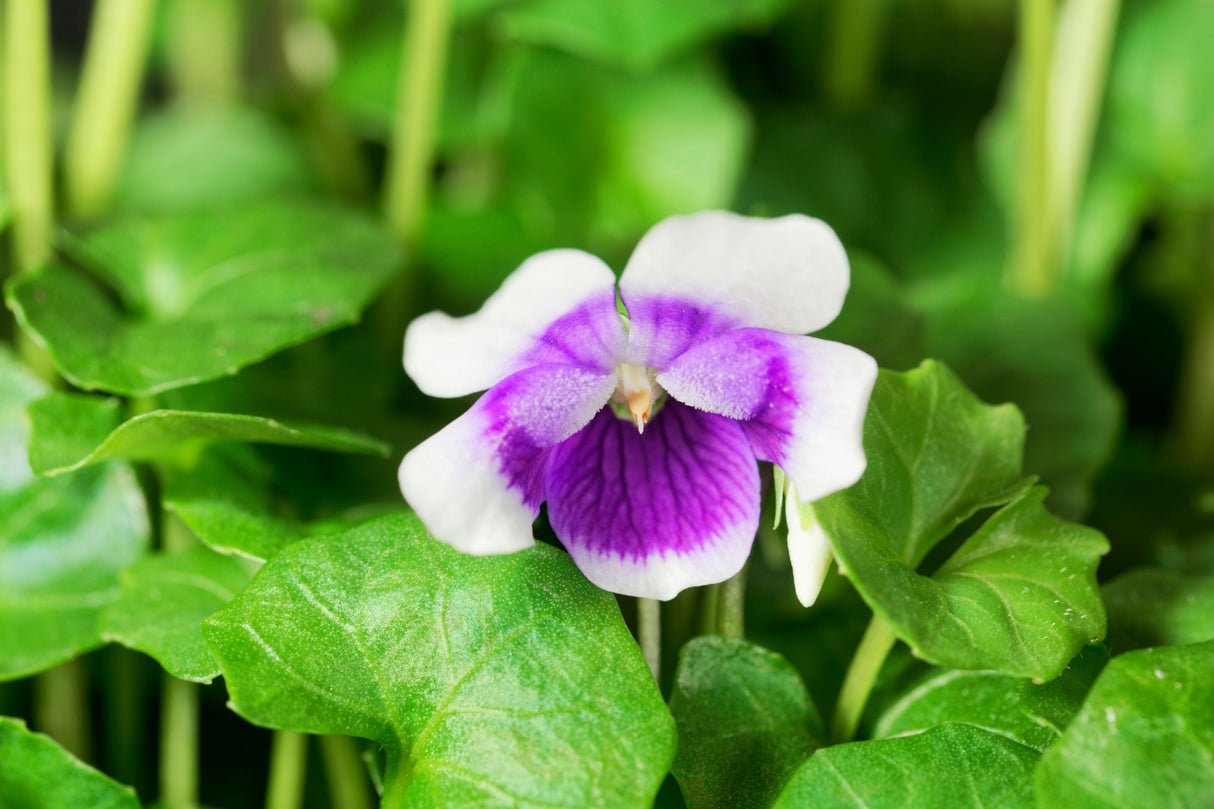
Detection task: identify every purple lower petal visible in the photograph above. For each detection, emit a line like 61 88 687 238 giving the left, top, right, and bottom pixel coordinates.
544 401 760 600
621 296 736 370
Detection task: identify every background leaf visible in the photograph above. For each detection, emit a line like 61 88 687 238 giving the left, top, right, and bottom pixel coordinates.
1102 568 1214 653
203 512 676 808
0 717 140 809
5 201 403 396
27 392 388 476
100 546 255 683
774 723 1038 809
669 636 823 809
1035 641 1214 809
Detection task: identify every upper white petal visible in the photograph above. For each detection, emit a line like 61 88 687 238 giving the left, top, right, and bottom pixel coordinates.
404 249 625 398
619 211 850 336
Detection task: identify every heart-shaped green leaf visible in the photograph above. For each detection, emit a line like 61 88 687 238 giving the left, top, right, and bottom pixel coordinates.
5 200 403 396
670 636 823 809
0 717 140 808
773 723 1039 809
814 362 1108 680
203 512 676 808
100 546 255 683
1102 568 1214 652
27 391 388 476
1035 641 1214 809
0 352 150 681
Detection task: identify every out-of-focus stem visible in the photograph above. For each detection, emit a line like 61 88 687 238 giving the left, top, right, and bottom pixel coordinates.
718 566 747 639
167 0 242 105
64 0 156 217
637 598 661 682
1175 219 1214 472
1009 0 1056 297
822 0 885 113
383 0 453 246
831 614 897 743
33 658 91 762
159 674 199 808
4 0 53 274
320 735 375 809
265 731 309 809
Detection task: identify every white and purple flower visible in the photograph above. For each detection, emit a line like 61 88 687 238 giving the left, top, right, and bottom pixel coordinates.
399 211 877 602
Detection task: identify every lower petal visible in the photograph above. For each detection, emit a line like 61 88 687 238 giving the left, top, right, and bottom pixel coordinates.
544 401 760 600
400 364 616 555
656 328 877 504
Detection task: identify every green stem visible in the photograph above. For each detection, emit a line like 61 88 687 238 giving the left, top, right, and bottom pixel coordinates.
167 0 242 105
320 735 375 809
637 598 661 682
63 0 156 217
383 0 453 246
159 674 199 808
265 731 309 809
698 583 721 637
831 614 898 743
1175 218 1214 472
1047 0 1121 270
718 566 747 639
4 0 53 274
33 658 91 762
1009 0 1056 297
822 0 886 113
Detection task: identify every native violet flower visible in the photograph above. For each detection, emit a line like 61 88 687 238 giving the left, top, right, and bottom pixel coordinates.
399 212 877 601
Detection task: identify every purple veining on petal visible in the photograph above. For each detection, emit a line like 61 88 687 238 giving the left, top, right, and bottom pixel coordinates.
621 295 738 370
656 328 804 468
522 293 629 373
544 400 759 563
479 363 618 509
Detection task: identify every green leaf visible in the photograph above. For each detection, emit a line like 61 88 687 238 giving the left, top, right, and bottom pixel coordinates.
27 391 389 476
873 645 1109 752
773 723 1038 809
1102 568 1214 653
815 253 925 371
114 105 316 213
814 363 1109 680
203 512 675 807
498 0 796 72
5 200 403 396
1035 641 1214 809
0 717 140 809
100 546 254 683
0 352 150 681
669 636 823 809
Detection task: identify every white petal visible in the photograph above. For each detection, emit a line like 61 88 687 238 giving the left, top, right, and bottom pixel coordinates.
404 249 626 398
787 487 833 607
619 211 850 336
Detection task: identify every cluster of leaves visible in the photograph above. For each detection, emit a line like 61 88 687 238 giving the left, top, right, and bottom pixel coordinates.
2 0 1214 808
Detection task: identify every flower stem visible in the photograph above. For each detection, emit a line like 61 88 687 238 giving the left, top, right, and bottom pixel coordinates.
830 613 897 743
1174 216 1214 473
637 597 661 682
383 0 453 246
4 0 53 274
718 566 747 639
1009 0 1056 297
159 673 199 807
33 658 91 762
320 735 375 809
166 0 242 105
265 731 309 809
63 0 156 217
822 0 886 113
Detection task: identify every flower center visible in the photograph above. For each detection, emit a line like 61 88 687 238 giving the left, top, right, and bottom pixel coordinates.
612 363 663 434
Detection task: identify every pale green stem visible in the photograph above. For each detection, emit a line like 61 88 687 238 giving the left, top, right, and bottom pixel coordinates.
831 614 898 743
4 0 53 274
637 598 661 682
1009 0 1056 297
822 0 885 112
159 674 199 807
167 0 242 105
1048 0 1121 270
33 658 91 762
698 583 721 637
320 735 375 809
64 0 156 217
1175 219 1214 472
718 566 747 639
383 0 453 246
265 731 309 809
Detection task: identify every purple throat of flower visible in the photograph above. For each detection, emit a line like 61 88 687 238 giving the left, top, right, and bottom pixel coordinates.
399 211 878 602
